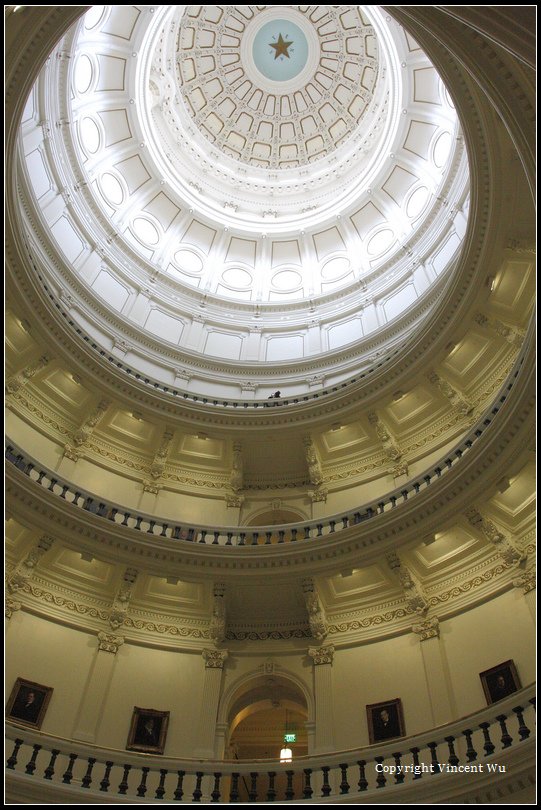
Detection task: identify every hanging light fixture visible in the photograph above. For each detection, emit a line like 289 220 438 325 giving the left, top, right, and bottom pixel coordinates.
279 709 293 762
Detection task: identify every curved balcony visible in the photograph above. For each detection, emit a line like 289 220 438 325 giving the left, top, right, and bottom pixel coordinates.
6 686 535 804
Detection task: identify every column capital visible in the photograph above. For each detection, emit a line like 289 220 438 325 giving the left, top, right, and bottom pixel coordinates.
97 631 125 654
412 617 440 641
5 597 22 619
512 569 536 594
308 645 335 665
202 648 228 669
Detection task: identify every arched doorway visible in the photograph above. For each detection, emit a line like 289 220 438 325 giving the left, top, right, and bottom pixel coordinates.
220 671 312 801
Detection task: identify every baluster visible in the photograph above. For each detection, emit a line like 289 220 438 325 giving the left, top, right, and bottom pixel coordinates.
249 772 258 801
160 524 168 538
226 533 233 546
339 763 350 794
285 770 295 800
303 768 313 798
342 516 349 528
238 533 245 546
137 766 150 797
321 765 331 797
266 771 276 802
173 769 185 801
356 760 368 792
200 530 207 544
122 513 131 526
118 763 131 794
462 729 477 761
445 736 459 766
410 747 422 778
377 502 385 513
107 507 118 521
265 532 272 545
42 748 61 780
402 489 409 500
210 772 221 802
81 756 96 788
230 772 240 803
374 756 386 788
427 742 440 773
155 768 168 799
37 470 46 484
6 738 24 770
496 714 513 748
304 526 311 539
134 516 143 530
479 722 496 755
329 520 336 533
353 512 361 523
100 761 114 791
59 484 69 499
513 706 531 740
278 530 285 543
62 752 78 783
213 531 220 545
291 529 298 542
192 771 204 802
251 532 258 546
147 520 156 535
390 496 397 508
392 752 404 784
47 477 58 492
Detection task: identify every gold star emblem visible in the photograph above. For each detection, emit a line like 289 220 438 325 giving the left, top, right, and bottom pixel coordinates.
269 33 293 60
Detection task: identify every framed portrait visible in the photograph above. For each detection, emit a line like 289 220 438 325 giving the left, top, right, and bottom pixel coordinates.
480 660 521 705
367 698 405 744
126 707 170 754
6 677 53 729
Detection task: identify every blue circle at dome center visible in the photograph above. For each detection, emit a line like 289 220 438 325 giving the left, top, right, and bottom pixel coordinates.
252 19 309 82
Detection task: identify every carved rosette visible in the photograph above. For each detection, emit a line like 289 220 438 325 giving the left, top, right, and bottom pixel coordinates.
202 649 229 669
412 617 440 641
308 645 335 665
97 632 125 654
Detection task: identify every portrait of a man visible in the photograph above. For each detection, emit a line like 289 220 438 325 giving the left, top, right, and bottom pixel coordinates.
367 698 405 744
6 678 53 729
480 660 521 705
127 707 170 754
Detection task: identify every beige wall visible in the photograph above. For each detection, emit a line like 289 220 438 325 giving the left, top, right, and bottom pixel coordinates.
6 585 534 757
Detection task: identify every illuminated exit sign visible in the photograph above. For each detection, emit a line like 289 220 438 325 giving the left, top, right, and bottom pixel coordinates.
284 733 296 743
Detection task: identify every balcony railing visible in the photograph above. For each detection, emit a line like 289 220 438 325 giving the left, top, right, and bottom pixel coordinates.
5 687 535 802
5 351 522 547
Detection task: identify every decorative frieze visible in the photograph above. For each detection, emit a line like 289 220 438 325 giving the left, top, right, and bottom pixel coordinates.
308 645 335 666
202 649 228 669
